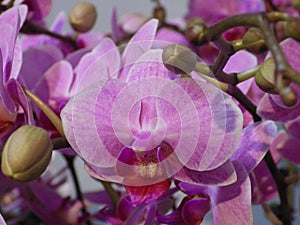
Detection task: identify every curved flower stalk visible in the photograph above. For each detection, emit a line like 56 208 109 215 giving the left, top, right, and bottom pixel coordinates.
22 0 52 25
61 19 244 208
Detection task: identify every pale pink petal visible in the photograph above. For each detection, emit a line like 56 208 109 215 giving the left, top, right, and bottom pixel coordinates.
0 213 6 225
168 78 243 171
61 80 126 167
224 50 257 73
120 19 158 79
74 38 120 92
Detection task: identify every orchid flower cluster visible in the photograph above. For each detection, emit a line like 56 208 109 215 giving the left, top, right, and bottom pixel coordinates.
1 0 300 224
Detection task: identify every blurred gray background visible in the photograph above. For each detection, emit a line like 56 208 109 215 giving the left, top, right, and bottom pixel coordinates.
46 1 300 224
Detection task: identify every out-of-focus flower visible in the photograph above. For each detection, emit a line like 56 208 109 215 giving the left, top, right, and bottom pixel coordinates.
185 0 265 24
22 0 52 25
185 0 265 41
61 19 243 206
111 8 148 43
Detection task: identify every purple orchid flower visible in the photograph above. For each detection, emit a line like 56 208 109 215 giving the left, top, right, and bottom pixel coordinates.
270 119 300 166
61 19 244 205
0 5 36 128
176 121 277 225
185 0 265 24
22 0 52 25
258 38 300 122
21 11 105 56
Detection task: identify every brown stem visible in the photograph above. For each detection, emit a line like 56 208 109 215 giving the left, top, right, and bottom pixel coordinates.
21 20 79 50
210 38 238 85
264 152 291 225
262 203 284 225
285 172 300 185
65 156 93 225
52 137 70 150
100 181 120 208
228 86 261 122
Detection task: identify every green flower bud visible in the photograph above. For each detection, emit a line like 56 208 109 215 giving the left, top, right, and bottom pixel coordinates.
69 2 97 33
185 18 208 46
1 125 53 182
162 44 197 74
285 18 300 41
255 57 278 94
280 86 298 107
153 5 166 25
292 0 300 10
242 27 267 54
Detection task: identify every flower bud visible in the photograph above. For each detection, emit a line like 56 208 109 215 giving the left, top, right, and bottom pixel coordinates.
255 57 278 94
69 2 97 33
185 18 208 46
1 125 53 182
153 5 166 25
242 27 267 54
292 0 300 10
280 86 298 107
162 44 197 74
285 18 300 41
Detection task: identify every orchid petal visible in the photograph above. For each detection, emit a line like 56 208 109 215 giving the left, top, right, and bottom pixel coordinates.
231 121 277 173
250 161 278 203
120 19 158 79
20 45 63 90
170 78 243 170
111 8 124 42
125 179 171 205
175 160 237 186
124 204 157 225
74 38 120 92
279 137 300 165
257 93 300 122
0 213 6 225
61 80 126 167
41 60 73 98
286 117 300 139
6 79 34 124
181 197 210 225
210 161 252 225
224 50 257 73
126 49 171 82
0 5 27 30
0 49 15 113
85 163 123 183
